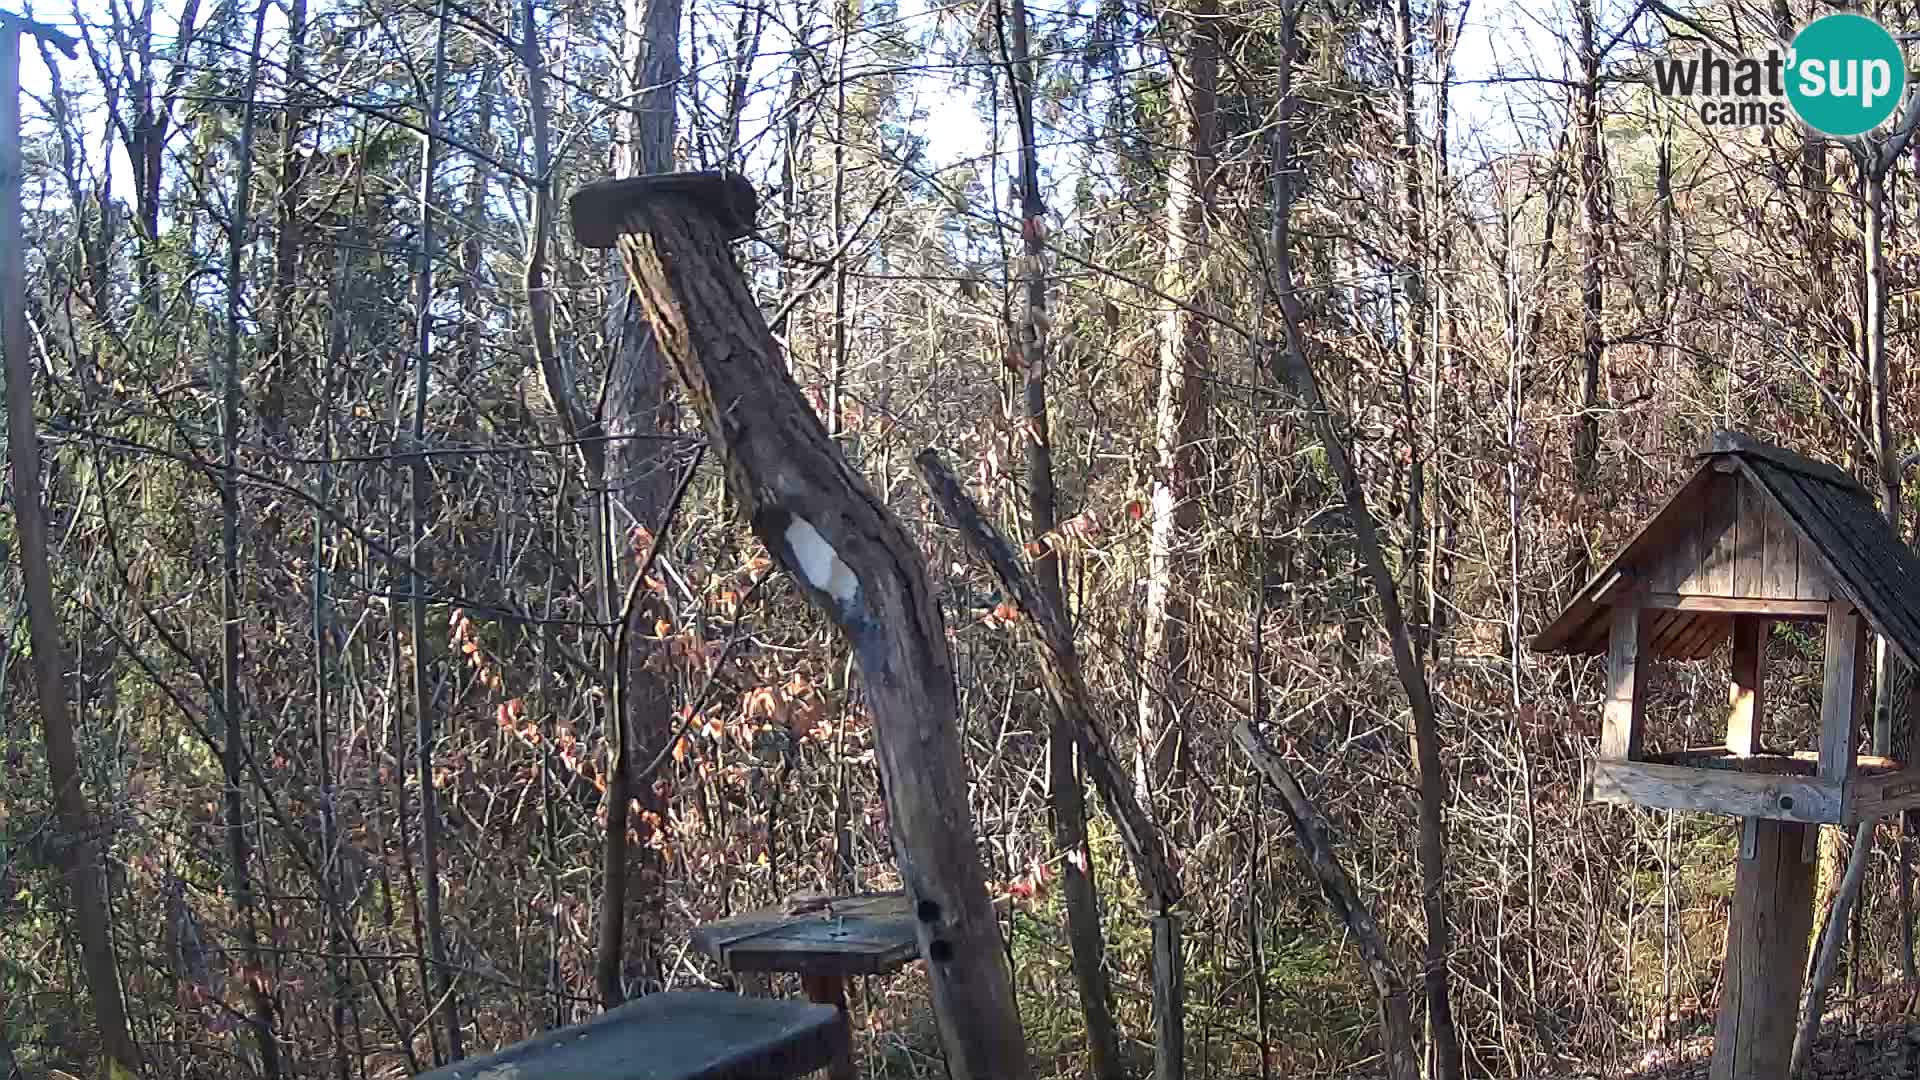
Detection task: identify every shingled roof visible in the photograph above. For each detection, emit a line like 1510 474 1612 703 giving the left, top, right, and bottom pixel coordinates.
1532 431 1920 668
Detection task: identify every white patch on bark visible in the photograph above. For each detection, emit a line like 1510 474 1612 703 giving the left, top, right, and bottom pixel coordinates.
785 515 860 609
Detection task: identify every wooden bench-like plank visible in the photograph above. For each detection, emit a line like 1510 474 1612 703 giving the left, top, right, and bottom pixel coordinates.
692 893 920 978
417 991 846 1080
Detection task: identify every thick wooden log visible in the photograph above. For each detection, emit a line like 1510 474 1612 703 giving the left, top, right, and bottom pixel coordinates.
1709 818 1815 1080
571 172 1031 1080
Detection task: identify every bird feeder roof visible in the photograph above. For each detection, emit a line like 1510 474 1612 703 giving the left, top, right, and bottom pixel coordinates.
1533 431 1920 667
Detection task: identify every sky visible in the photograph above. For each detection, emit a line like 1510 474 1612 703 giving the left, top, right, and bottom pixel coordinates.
3 0 1657 245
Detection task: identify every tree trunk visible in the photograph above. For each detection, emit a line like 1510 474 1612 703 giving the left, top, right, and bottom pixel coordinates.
999 0 1122 1071
1137 0 1218 819
1 22 143 1079
1262 12 1463 1072
1235 723 1421 1080
1394 0 1428 655
919 449 1184 1076
594 0 682 1000
1572 0 1605 587
409 0 462 1058
572 171 1032 1080
220 9 282 1075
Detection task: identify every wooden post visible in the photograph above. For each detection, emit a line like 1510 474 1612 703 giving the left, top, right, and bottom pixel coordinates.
1152 913 1185 1080
799 975 855 1080
1727 617 1766 756
1709 818 1815 1080
1820 601 1865 786
1601 607 1646 760
568 172 1031 1080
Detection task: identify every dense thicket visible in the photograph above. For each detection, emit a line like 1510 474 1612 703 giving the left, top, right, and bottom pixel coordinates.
7 0 1920 1075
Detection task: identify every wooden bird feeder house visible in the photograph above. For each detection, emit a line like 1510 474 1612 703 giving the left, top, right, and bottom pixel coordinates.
1534 430 1920 1080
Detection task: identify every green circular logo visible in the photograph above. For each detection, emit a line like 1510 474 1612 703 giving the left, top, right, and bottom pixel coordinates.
1788 14 1907 136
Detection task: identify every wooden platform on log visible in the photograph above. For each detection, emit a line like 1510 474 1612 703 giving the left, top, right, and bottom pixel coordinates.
691 892 919 978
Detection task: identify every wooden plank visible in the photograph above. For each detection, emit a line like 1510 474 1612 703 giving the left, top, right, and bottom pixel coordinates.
1709 818 1815 1080
1646 608 1689 655
1689 473 1740 596
1601 608 1647 761
714 921 920 977
1588 759 1842 823
1733 478 1767 597
1728 618 1766 756
1820 601 1864 789
1758 495 1801 598
692 894 919 978
1643 747 1897 774
1846 763 1920 823
1152 914 1185 1080
1794 531 1831 601
1676 614 1730 661
1628 594 1829 617
413 991 847 1080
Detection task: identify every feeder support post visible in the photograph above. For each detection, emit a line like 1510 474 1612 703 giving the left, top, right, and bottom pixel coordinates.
1601 607 1647 760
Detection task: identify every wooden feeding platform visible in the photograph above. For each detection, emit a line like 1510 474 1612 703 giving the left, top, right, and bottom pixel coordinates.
413 991 847 1080
1534 431 1920 1080
691 892 920 1080
1590 747 1914 826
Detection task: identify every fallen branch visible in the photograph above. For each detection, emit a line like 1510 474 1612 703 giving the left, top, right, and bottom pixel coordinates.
1232 721 1420 1080
916 449 1179 911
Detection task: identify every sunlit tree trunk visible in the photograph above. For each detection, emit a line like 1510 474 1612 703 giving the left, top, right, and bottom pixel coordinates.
2 22 142 1078
1138 0 1217 818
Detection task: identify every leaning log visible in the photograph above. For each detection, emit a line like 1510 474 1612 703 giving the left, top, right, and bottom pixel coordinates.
569 170 1031 1080
916 450 1179 910
1233 721 1419 1080
916 450 1184 1079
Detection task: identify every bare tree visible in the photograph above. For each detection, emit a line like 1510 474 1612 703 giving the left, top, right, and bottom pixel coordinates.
1 16 142 1079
